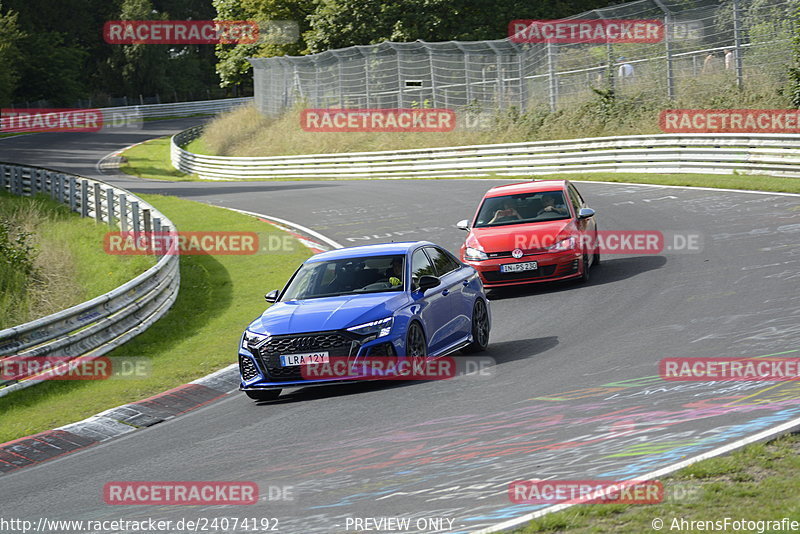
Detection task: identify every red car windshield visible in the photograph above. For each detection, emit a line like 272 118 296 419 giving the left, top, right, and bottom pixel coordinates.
473 191 571 228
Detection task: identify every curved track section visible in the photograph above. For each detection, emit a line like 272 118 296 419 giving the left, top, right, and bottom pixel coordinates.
1 128 798 533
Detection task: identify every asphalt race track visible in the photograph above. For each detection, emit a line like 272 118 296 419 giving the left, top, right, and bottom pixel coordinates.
1 123 799 533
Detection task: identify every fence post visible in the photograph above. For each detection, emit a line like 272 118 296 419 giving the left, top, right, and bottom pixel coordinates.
396 47 403 108
547 42 558 112
93 183 103 223
732 0 744 89
654 0 675 100
0 164 5 193
427 45 437 108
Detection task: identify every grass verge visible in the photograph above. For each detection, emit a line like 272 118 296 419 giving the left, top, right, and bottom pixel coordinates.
119 136 199 181
0 194 311 442
512 432 800 533
0 192 154 328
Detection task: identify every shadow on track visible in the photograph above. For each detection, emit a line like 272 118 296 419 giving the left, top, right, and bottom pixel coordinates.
247 336 558 405
487 255 667 301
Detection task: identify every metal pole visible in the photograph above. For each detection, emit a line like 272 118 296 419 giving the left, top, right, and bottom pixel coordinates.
428 45 437 107
654 0 675 100
547 42 557 112
733 0 744 89
396 48 403 108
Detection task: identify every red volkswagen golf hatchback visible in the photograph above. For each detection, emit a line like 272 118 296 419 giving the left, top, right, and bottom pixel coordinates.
457 180 599 288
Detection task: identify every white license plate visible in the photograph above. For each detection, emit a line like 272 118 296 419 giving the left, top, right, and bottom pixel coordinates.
500 261 538 273
280 351 330 366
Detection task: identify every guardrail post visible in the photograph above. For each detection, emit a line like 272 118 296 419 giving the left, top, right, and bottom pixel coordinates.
57 174 65 204
119 194 129 231
30 168 39 195
93 182 103 223
69 177 77 212
12 166 22 196
106 188 116 227
80 180 89 216
152 217 162 258
143 209 152 247
0 164 6 192
131 201 141 233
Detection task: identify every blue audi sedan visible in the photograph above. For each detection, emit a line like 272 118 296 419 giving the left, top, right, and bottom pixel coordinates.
239 241 490 401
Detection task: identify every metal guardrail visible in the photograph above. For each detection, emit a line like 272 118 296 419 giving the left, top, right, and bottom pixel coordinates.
98 97 253 122
0 164 180 397
171 130 800 179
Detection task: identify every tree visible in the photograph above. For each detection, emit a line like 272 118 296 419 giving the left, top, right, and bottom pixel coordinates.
0 3 24 107
214 0 315 89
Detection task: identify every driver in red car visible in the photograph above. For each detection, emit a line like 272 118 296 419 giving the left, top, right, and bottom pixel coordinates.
537 194 569 217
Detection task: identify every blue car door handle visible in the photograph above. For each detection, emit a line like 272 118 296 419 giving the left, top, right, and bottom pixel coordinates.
462 280 469 286
442 289 450 296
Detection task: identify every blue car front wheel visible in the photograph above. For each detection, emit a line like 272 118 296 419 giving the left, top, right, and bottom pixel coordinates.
405 322 427 357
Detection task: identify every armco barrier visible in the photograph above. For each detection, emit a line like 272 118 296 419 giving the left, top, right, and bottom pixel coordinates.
93 97 252 126
171 131 800 180
0 164 180 397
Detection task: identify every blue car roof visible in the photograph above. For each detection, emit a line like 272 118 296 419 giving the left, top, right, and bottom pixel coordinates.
306 241 432 263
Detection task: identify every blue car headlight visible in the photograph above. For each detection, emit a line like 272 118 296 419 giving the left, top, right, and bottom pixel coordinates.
242 330 271 350
346 317 393 340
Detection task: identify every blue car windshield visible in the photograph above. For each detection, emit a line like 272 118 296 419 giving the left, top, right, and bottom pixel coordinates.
474 191 571 227
281 255 406 301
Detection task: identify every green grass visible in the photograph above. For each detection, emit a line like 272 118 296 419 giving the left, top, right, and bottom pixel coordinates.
512 433 800 533
0 192 154 328
119 136 200 181
0 194 311 442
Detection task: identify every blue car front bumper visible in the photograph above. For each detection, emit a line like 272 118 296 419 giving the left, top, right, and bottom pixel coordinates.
238 330 406 390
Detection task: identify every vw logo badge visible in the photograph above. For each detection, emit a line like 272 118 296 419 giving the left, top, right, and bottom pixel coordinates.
512 248 524 259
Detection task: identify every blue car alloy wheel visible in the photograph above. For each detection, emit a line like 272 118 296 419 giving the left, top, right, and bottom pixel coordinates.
238 241 490 401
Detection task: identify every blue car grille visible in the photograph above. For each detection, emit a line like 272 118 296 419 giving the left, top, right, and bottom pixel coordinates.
239 355 260 381
255 332 357 381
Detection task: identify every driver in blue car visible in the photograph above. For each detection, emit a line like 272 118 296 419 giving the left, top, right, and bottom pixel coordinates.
386 257 403 287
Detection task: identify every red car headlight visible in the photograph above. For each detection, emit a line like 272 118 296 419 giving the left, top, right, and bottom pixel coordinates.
548 236 576 252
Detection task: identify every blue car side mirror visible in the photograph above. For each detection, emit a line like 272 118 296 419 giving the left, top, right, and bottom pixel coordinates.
418 275 441 292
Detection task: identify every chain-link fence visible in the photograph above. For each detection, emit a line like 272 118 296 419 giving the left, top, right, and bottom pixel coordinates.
249 0 796 116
